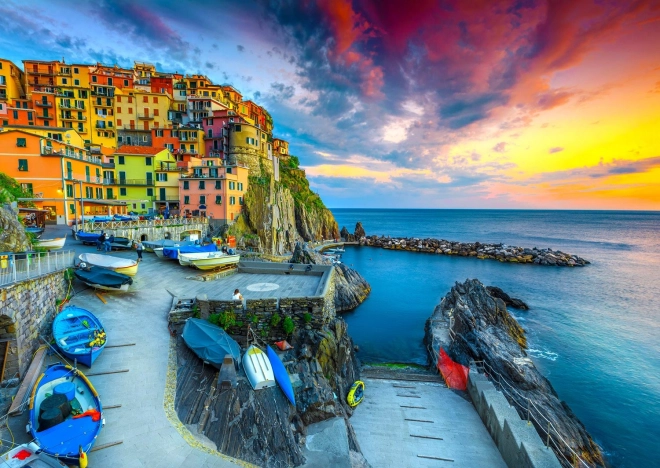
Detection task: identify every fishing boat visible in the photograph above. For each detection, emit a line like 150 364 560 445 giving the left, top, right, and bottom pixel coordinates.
0 442 67 467
74 266 133 292
78 253 138 276
28 363 103 465
242 345 276 390
53 306 106 367
266 346 296 405
163 243 216 260
112 214 133 221
73 231 101 245
182 318 241 369
347 380 365 407
153 248 165 259
143 239 196 252
25 226 45 238
36 234 67 251
179 252 240 270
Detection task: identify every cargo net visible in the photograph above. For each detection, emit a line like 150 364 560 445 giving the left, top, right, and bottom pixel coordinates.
437 348 469 390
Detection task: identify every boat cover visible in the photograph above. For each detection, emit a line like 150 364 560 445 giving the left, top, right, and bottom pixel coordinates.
75 231 101 242
143 239 196 250
74 267 133 288
79 253 136 269
437 348 469 391
163 243 217 259
182 318 241 368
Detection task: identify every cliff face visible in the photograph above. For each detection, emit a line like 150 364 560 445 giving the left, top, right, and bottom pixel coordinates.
424 279 604 466
0 206 32 252
240 155 338 255
175 318 363 467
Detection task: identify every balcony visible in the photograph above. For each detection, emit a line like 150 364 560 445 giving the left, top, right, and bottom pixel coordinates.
30 69 55 76
39 114 54 120
152 195 179 202
155 163 186 172
58 69 72 76
31 86 56 94
117 179 155 186
35 101 52 107
95 122 114 129
61 115 87 121
137 114 154 120
94 101 114 108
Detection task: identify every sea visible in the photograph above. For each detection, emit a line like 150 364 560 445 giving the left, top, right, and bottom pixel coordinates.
330 209 660 468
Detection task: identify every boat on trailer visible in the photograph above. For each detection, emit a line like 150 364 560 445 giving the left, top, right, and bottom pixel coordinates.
78 253 138 276
28 363 103 465
73 231 101 245
53 306 106 367
73 266 133 292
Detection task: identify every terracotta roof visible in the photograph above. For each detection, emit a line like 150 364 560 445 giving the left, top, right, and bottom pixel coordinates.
115 145 167 156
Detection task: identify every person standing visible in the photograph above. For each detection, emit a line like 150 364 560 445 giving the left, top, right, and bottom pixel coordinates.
97 231 106 251
135 240 143 262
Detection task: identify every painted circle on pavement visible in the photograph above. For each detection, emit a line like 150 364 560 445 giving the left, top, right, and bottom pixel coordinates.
246 283 280 292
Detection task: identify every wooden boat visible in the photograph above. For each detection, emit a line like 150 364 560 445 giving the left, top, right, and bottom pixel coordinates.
347 380 365 407
0 442 67 467
73 231 101 245
266 346 296 405
163 243 217 260
53 306 106 367
29 363 103 465
182 318 241 369
36 234 67 250
74 266 133 292
78 253 138 276
242 345 276 390
143 239 195 252
179 252 240 270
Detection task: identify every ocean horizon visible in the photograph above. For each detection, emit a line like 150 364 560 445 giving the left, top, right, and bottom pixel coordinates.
330 208 660 468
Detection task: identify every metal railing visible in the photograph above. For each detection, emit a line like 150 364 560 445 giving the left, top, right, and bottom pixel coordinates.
472 360 592 468
81 216 208 231
0 250 75 287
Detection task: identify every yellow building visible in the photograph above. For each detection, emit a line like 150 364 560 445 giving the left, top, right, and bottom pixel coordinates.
113 145 173 213
0 125 86 147
55 63 91 137
0 58 25 104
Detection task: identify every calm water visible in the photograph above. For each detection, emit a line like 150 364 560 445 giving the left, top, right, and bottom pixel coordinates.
331 209 660 468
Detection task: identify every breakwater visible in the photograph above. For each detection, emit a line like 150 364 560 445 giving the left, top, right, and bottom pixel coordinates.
361 235 590 266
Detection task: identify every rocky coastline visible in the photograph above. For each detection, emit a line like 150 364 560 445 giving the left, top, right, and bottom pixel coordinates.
358 234 590 266
424 279 604 466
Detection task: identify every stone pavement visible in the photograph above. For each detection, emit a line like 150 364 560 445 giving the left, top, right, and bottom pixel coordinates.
350 378 506 468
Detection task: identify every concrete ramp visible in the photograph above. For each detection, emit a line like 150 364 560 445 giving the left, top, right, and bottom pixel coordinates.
351 378 506 467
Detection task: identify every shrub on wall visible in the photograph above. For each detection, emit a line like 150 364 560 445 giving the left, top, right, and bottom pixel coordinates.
270 313 281 327
282 316 295 335
303 313 312 324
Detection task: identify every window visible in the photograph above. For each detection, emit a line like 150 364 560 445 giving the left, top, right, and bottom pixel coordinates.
69 203 75 214
235 124 241 132
124 79 129 86
20 183 33 193
27 112 33 121
128 96 133 103
153 97 158 103
117 119 122 126
128 108 133 114
230 196 236 205
120 188 127 196
13 110 18 120
106 188 113 199
74 79 80 86
66 184 73 197
229 181 235 190
147 188 153 196
141 203 146 209
92 75 97 82
2 120 8 126
18 159 28 171
208 129 213 138
215 180 222 189
199 195 206 204
156 173 167 182
142 135 147 142
118 156 125 165
154 109 159 117
215 195 222 204
238 182 243 191
73 67 79 74
184 195 190 204
117 107 122 113
96 187 103 199
239 197 243 205
199 181 205 189
62 78 68 85
183 181 189 190
118 136 123 143
107 78 113 86
145 157 152 166
143 96 148 103
155 129 163 137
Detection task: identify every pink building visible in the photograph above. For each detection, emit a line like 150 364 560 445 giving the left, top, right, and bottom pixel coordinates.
178 154 249 223
202 108 245 158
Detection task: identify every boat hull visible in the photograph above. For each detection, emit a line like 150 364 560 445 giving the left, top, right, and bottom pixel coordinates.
0 442 67 467
242 345 276 390
74 267 132 292
29 363 103 463
179 253 240 270
74 231 101 244
53 306 106 368
267 346 296 405
37 235 67 250
78 253 138 276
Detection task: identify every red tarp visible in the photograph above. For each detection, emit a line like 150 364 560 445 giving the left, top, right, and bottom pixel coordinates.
437 348 469 390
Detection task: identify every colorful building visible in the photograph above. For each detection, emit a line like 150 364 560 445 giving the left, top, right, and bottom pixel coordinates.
0 59 25 104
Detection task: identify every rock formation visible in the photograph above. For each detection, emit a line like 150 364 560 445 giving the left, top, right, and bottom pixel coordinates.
486 286 529 310
424 279 604 466
0 205 32 252
354 222 365 241
175 318 365 467
364 236 589 266
290 242 371 312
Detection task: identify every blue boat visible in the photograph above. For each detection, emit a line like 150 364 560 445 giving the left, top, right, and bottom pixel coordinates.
74 231 101 244
113 214 133 221
162 243 217 259
53 306 106 367
266 345 296 405
29 363 103 464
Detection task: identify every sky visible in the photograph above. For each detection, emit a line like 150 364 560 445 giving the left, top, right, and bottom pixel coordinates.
1 0 659 209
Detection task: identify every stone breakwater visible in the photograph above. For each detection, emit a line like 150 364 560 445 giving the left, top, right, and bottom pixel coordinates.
362 235 590 266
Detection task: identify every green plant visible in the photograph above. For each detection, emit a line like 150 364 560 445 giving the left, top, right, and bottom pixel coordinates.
217 310 237 330
235 321 244 328
192 304 200 319
282 317 295 335
270 313 281 327
246 313 259 325
302 313 312 324
208 312 220 326
259 327 270 338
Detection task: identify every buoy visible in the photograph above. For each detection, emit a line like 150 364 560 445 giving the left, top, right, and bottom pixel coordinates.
347 380 365 407
79 446 88 468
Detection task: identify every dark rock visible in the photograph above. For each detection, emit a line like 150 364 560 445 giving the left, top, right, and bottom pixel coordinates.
0 206 33 252
424 279 604 467
486 286 529 310
340 226 355 242
353 222 365 240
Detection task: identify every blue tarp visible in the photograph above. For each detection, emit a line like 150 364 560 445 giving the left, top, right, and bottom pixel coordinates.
162 243 217 259
182 318 241 369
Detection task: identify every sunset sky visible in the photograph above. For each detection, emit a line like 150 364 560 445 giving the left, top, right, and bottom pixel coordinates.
1 0 659 209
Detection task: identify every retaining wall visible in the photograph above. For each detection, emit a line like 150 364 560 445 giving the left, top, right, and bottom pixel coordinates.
0 270 68 380
468 371 561 468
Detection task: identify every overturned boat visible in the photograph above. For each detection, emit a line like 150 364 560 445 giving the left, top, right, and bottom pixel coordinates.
182 318 241 369
78 253 138 276
74 266 133 292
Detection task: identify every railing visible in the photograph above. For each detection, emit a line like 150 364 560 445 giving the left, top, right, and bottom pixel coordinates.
83 217 208 231
35 101 52 107
137 114 154 120
0 250 75 287
472 360 591 468
117 179 155 186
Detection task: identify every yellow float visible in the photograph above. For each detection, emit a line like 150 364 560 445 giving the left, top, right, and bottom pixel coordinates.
347 380 365 407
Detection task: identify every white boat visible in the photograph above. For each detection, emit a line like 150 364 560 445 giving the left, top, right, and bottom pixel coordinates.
0 442 67 467
36 234 67 250
153 248 165 258
178 252 240 270
242 345 276 390
78 253 139 276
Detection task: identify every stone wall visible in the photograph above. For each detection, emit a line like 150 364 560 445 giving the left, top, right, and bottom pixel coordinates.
0 270 68 380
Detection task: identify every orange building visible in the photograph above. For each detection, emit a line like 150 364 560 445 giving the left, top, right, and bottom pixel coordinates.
0 129 126 224
178 155 248 223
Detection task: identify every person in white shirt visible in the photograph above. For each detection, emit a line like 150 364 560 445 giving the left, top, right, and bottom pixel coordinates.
232 289 243 300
